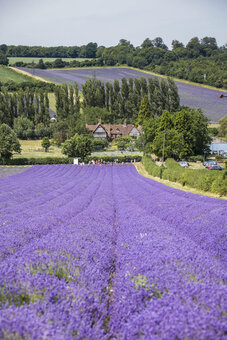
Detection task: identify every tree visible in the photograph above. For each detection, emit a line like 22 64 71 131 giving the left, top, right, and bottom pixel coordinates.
0 52 9 65
137 95 151 126
62 134 92 160
141 38 153 49
85 42 97 58
152 129 185 159
13 116 34 139
174 107 211 157
171 40 184 50
0 124 21 163
41 137 51 152
151 37 168 50
37 59 46 69
218 116 227 138
116 136 132 151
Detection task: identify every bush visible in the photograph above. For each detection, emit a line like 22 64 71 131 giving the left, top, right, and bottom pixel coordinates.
142 156 163 178
0 157 73 165
187 155 204 162
142 156 226 196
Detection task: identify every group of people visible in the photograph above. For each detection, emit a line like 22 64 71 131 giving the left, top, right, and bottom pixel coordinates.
78 159 137 166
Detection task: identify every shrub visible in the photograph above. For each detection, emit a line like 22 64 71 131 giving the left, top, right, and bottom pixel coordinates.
0 157 73 165
142 156 226 196
142 156 163 178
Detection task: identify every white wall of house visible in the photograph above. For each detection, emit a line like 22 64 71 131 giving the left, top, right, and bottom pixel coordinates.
94 125 107 139
129 127 140 138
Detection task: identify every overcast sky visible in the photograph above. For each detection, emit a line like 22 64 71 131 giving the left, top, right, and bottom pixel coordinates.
0 0 226 48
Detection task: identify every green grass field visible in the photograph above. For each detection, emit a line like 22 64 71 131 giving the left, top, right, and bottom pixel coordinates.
8 57 92 64
0 65 36 83
14 140 65 158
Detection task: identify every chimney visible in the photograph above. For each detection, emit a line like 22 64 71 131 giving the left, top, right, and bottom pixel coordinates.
123 119 127 127
98 118 102 124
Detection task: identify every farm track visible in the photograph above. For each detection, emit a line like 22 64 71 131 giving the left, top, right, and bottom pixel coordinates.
0 164 226 339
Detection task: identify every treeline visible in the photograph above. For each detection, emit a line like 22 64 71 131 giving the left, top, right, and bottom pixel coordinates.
11 58 104 69
0 80 56 92
80 76 179 124
0 43 99 58
0 88 52 139
101 38 227 89
1 36 227 88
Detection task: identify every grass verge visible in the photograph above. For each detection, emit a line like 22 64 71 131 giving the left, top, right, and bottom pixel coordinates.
136 159 227 199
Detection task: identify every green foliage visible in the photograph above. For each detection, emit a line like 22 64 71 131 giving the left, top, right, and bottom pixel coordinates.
116 136 132 151
0 157 73 165
142 155 164 178
0 52 9 65
13 116 35 139
82 107 111 125
218 116 227 138
137 95 152 125
35 123 51 138
92 138 108 151
41 137 51 152
0 124 21 163
143 156 226 196
62 134 92 160
143 107 211 160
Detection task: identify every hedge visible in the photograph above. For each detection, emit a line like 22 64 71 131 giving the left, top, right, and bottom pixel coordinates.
0 157 73 165
142 156 227 196
0 155 142 165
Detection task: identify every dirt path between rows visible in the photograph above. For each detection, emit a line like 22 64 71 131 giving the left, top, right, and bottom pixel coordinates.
0 166 31 178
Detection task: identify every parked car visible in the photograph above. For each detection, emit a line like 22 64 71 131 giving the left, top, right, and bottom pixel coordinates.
203 160 217 167
208 165 224 170
178 161 189 168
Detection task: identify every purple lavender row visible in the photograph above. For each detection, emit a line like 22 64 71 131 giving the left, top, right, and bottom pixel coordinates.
119 165 227 262
0 164 226 339
0 165 82 207
0 165 105 261
0 165 85 214
108 165 226 339
0 165 117 339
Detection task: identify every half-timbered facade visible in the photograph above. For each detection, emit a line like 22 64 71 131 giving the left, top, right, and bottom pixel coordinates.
86 120 141 139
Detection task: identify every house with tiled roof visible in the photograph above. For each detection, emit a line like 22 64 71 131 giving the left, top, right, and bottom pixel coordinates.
86 120 141 139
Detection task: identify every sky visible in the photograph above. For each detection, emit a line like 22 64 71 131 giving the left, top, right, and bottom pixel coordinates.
0 0 227 48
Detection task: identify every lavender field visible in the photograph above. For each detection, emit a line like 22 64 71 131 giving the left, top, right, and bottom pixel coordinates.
17 66 227 122
0 164 226 339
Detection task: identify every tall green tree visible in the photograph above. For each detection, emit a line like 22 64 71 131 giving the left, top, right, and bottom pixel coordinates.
0 124 21 163
137 95 152 126
62 134 92 161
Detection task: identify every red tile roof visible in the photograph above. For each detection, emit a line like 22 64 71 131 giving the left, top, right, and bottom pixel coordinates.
86 121 140 138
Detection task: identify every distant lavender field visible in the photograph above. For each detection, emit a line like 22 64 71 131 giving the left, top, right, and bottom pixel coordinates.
18 67 227 122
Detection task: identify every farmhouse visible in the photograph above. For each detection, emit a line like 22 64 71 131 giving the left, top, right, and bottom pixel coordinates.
86 120 141 139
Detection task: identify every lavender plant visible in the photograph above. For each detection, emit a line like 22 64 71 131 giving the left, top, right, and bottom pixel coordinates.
0 164 226 339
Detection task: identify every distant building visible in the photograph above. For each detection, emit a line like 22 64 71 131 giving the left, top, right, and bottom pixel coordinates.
86 120 141 139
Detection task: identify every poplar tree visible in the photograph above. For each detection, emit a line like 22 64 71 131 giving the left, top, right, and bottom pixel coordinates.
74 82 80 115
140 77 148 97
137 95 152 126
168 77 180 111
